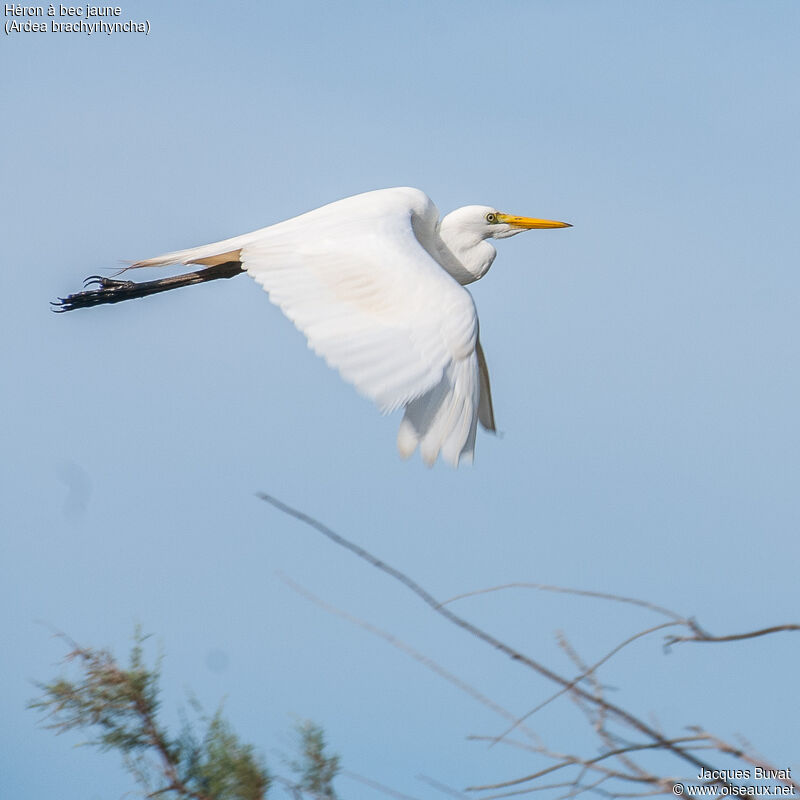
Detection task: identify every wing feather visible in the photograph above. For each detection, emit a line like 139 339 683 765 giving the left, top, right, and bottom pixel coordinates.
476 339 496 432
241 188 479 411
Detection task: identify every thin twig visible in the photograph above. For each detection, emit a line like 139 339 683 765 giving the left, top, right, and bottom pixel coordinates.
481 773 612 800
478 780 591 796
277 571 544 748
467 736 705 789
440 584 683 623
415 774 474 799
340 768 424 799
490 622 680 747
467 735 706 796
554 634 644 780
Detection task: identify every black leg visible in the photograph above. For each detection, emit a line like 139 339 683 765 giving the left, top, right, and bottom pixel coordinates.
52 261 244 312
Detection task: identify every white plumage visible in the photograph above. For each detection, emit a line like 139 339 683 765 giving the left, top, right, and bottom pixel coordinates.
68 188 570 466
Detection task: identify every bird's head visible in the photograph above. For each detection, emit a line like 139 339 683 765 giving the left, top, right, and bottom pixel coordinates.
445 205 572 240
437 204 571 283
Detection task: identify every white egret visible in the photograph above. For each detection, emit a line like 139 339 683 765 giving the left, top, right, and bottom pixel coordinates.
54 187 570 466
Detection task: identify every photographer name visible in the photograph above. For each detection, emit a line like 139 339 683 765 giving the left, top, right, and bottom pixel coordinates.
697 769 793 782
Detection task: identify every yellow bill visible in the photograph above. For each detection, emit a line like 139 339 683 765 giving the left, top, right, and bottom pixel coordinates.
496 213 572 229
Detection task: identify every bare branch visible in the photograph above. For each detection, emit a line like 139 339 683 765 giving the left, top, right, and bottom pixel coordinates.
665 624 800 647
260 492 794 800
259 493 735 785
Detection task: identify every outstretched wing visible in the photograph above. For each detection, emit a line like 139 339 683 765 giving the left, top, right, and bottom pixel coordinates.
129 187 483 466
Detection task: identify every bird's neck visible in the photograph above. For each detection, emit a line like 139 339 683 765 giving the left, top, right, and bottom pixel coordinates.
436 217 497 285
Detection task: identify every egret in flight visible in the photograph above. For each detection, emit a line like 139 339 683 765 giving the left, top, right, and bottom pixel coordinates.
54 188 570 466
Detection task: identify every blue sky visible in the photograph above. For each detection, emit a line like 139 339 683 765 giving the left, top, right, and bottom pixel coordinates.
2 1 799 797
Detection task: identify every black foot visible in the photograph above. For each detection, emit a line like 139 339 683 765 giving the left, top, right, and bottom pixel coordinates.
52 275 139 312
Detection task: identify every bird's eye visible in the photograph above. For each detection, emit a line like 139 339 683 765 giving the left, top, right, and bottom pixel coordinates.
485 212 497 223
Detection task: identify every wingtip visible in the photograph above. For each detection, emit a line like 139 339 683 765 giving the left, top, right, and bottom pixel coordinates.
396 419 418 460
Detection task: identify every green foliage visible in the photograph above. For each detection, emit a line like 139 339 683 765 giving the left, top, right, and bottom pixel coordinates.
31 630 272 800
190 711 270 800
31 631 342 799
30 629 163 755
290 721 340 799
